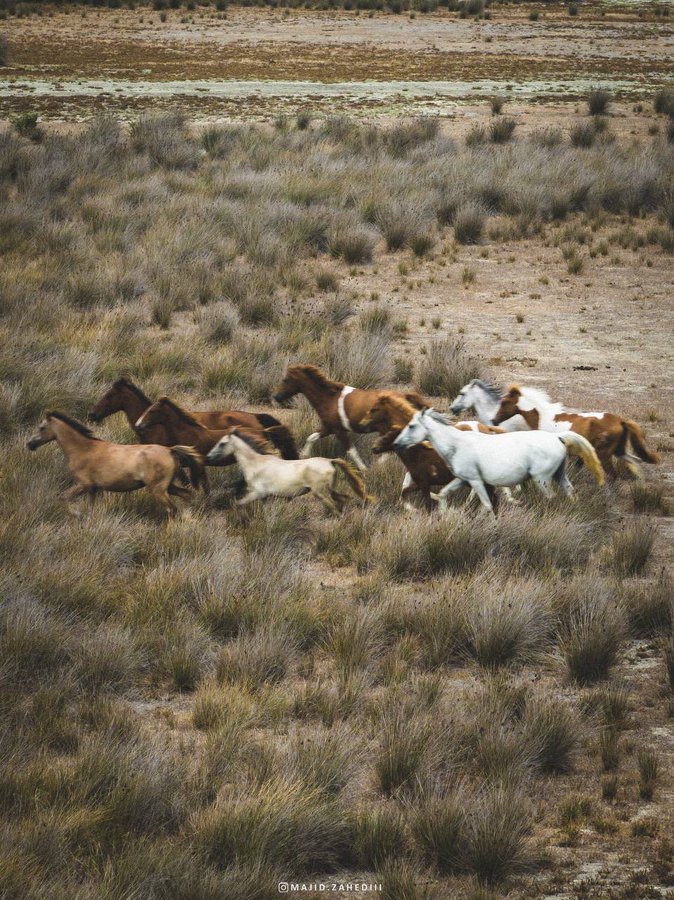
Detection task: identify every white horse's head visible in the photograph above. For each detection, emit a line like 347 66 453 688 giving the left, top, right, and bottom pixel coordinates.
450 379 501 415
392 409 430 450
205 433 234 464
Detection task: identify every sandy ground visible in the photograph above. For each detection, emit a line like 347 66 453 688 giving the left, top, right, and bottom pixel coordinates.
1 2 674 120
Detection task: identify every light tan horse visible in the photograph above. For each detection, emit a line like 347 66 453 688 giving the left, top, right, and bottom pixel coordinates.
27 411 203 518
206 428 371 514
273 364 428 472
492 385 659 479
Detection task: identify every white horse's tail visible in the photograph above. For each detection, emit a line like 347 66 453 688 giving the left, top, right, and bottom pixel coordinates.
559 433 605 486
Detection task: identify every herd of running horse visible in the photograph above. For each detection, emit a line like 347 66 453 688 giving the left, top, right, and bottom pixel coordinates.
26 364 659 517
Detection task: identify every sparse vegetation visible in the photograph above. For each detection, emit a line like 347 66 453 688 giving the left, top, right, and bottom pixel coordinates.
0 109 671 899
416 336 481 398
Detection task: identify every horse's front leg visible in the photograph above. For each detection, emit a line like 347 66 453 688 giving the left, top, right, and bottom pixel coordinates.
468 479 496 514
61 483 91 516
336 431 367 474
431 477 465 513
300 428 328 458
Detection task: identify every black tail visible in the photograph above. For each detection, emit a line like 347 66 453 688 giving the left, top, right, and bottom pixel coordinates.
170 446 205 489
263 423 299 460
255 413 284 429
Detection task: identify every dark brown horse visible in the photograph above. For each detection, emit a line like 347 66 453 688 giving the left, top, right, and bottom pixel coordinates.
89 378 298 459
135 397 297 493
362 393 504 510
272 364 427 472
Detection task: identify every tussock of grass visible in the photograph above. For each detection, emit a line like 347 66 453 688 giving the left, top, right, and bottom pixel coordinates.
523 696 579 774
216 624 297 691
588 89 611 116
416 336 481 398
454 201 486 244
559 582 626 684
375 702 434 796
352 805 407 868
465 578 554 669
193 777 349 873
467 786 531 884
412 787 468 873
372 512 491 581
609 521 655 576
622 570 672 636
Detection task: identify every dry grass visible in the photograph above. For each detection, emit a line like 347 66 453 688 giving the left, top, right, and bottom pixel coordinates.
0 113 671 899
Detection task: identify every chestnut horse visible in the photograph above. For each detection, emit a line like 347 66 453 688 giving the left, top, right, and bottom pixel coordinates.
272 364 427 472
363 393 505 510
26 411 202 518
492 385 659 479
89 378 297 458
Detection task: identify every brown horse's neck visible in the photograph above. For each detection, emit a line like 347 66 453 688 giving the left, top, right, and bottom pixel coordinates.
52 419 97 458
295 371 343 410
121 389 151 432
518 406 540 429
161 408 219 444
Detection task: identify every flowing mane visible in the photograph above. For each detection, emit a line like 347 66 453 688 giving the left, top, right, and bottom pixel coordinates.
515 385 564 416
156 397 205 428
379 392 420 421
290 364 343 391
231 427 277 455
425 409 453 426
114 377 151 405
471 379 502 402
47 411 100 440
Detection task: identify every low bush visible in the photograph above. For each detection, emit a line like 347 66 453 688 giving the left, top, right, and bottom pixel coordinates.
588 89 611 116
416 337 481 398
489 118 516 144
609 521 655 576
454 201 486 243
559 588 625 685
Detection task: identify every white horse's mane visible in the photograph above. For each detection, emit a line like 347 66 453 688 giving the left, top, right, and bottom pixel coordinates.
425 409 453 426
518 386 565 423
519 386 552 409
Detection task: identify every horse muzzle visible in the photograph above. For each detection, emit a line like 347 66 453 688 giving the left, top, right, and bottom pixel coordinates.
449 403 462 415
26 437 44 451
88 410 102 423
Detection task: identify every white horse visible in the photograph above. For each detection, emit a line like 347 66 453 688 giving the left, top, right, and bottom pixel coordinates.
450 380 528 431
205 429 371 513
392 409 605 513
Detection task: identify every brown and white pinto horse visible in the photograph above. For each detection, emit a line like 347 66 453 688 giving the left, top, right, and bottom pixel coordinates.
492 385 659 478
272 364 427 472
363 393 505 509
